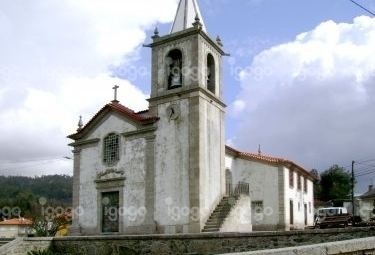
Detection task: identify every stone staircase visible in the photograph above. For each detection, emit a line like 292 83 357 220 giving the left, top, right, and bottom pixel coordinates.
202 196 237 232
202 182 250 233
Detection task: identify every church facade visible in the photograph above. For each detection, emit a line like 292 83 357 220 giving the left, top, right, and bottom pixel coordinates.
68 0 315 235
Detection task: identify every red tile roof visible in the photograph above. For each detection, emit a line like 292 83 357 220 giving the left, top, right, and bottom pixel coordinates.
226 145 316 180
0 218 33 226
68 102 158 140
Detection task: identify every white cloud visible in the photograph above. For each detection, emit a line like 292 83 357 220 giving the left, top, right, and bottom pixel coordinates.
0 0 177 175
230 99 246 116
231 16 375 177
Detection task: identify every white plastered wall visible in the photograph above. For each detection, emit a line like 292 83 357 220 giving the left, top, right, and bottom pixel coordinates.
283 167 314 230
225 155 279 230
154 99 190 231
78 113 147 233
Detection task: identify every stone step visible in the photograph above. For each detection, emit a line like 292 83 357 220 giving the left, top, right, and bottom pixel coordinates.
213 205 231 210
205 224 220 227
202 195 239 233
211 211 229 215
206 217 225 221
202 228 220 232
206 220 223 224
211 209 230 214
206 219 226 223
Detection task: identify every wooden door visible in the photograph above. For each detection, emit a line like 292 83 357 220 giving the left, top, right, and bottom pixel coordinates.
101 191 119 233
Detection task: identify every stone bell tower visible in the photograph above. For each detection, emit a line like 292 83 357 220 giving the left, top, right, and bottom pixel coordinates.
148 0 227 233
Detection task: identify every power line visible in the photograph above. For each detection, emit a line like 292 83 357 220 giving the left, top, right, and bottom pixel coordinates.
356 162 375 168
356 166 375 173
358 158 375 163
356 168 375 176
356 169 375 178
355 167 375 175
350 0 375 16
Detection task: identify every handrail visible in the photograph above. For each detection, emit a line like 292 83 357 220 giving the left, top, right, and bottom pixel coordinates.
226 182 249 197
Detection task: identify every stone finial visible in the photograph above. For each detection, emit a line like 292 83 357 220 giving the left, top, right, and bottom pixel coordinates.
195 14 200 22
258 144 262 155
192 14 203 30
77 116 83 131
216 36 223 47
152 26 160 39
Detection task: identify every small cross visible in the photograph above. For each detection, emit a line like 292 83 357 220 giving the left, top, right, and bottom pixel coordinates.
112 85 119 103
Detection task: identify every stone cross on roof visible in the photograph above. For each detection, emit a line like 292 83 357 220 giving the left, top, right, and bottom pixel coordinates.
170 0 206 34
112 85 119 103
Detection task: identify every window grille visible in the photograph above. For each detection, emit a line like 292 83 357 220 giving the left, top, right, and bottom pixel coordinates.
103 133 120 165
252 201 264 214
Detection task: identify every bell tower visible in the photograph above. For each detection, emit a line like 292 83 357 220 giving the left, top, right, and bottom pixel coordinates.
148 0 227 233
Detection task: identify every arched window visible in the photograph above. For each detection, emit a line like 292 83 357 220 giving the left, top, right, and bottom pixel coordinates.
166 49 183 90
103 133 120 165
207 53 216 94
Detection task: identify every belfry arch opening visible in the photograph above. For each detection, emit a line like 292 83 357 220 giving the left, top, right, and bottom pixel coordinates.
207 53 216 94
166 49 183 90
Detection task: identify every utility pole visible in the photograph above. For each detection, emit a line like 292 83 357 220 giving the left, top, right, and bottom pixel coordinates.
351 160 355 219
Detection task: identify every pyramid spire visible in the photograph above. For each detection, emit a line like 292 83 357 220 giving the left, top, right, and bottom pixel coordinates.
170 0 206 34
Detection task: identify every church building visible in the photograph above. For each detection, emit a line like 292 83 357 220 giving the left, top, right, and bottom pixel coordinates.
68 0 315 235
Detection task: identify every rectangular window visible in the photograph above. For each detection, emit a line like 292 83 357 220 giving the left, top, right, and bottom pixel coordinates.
304 177 308 193
297 174 302 190
251 201 264 224
289 170 294 188
103 133 120 166
309 202 312 213
251 201 264 213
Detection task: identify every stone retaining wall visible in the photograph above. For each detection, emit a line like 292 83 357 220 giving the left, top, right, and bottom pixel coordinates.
1 228 375 255
224 236 375 255
52 227 375 255
0 238 52 255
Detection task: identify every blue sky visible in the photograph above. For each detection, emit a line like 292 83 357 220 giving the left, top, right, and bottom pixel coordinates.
113 0 375 192
0 0 374 193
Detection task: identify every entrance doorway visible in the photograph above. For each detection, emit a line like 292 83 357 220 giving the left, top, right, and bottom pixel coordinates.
101 191 119 233
289 200 294 225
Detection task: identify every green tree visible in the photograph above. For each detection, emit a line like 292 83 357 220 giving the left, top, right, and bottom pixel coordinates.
0 175 72 219
310 169 321 199
319 165 352 202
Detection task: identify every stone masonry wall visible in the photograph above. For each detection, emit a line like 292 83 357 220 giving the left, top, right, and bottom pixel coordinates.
52 227 375 255
0 238 52 255
224 236 375 255
1 228 375 255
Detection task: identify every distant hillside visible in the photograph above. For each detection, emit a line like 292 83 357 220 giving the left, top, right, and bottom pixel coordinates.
0 175 72 219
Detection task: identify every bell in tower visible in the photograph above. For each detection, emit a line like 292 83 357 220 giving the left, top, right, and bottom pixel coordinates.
166 49 183 89
147 0 225 101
